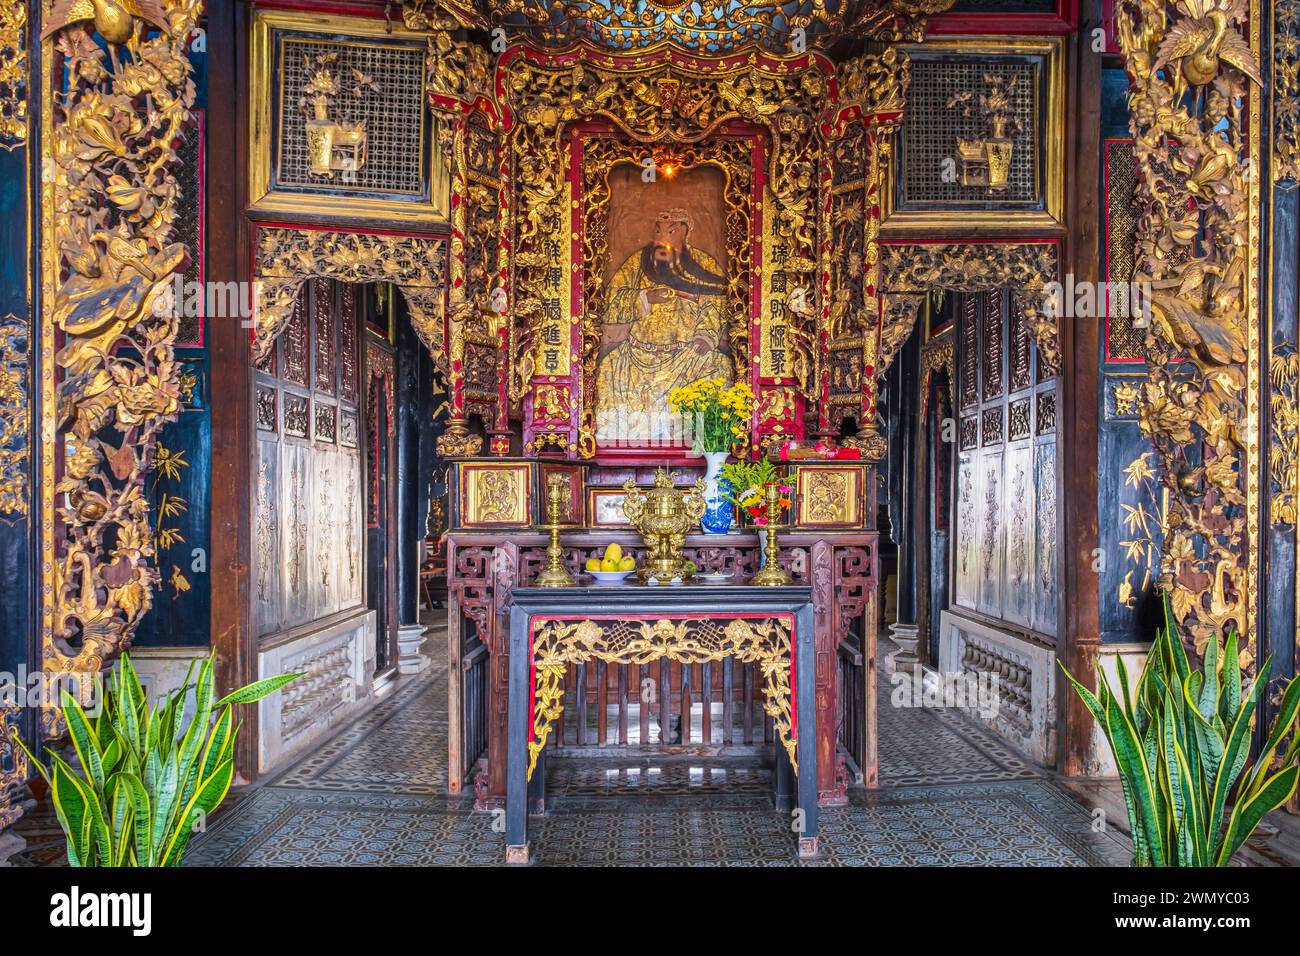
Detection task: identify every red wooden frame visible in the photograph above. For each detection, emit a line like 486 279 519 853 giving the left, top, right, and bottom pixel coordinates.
928 0 1078 35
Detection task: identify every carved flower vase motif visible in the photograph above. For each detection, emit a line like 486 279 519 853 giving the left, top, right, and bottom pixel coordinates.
699 451 734 534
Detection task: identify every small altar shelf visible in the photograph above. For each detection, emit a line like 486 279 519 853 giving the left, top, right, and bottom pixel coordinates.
445 530 879 806
505 583 819 863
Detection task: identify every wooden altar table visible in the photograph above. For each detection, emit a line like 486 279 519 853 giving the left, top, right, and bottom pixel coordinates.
505 582 818 864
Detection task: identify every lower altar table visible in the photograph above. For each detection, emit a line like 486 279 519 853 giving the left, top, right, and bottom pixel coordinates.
505 582 818 864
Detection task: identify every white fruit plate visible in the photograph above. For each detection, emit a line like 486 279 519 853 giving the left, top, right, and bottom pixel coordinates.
587 570 633 584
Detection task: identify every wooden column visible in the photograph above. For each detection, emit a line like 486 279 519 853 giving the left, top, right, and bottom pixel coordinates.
1056 0 1103 775
208 0 258 781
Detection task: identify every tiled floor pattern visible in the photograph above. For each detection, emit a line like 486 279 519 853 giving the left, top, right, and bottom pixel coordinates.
9 628 1132 866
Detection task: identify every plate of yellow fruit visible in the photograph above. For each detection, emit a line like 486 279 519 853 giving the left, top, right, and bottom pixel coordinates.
584 543 636 584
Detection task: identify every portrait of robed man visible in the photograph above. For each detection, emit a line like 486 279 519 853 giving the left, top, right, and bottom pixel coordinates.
595 164 733 446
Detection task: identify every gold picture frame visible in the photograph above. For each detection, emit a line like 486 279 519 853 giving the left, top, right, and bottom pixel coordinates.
249 9 450 225
882 36 1065 237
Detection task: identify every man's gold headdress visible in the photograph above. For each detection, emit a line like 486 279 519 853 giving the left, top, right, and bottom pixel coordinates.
656 207 693 231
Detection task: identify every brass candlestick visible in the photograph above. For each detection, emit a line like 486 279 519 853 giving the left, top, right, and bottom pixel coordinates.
535 473 575 588
750 483 791 586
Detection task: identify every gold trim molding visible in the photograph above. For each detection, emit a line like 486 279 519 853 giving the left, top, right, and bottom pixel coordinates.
527 616 796 779
251 227 448 367
884 36 1066 236
248 10 450 225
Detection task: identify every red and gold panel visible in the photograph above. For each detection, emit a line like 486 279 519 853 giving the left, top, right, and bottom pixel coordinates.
793 463 867 530
460 462 532 528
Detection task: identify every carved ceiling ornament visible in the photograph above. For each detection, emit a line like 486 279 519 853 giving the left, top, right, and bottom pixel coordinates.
1118 0 1262 657
403 0 954 51
251 227 449 371
38 0 202 726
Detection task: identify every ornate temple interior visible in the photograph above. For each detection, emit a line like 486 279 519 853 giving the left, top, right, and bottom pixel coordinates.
2 0 1300 873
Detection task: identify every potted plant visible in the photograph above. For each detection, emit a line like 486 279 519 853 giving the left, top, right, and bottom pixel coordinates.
667 377 755 534
1060 595 1300 866
11 653 299 867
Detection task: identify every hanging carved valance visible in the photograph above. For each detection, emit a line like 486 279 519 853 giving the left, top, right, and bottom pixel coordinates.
252 227 449 370
878 242 1061 375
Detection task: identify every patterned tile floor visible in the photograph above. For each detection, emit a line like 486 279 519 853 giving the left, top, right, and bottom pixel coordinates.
8 627 1133 867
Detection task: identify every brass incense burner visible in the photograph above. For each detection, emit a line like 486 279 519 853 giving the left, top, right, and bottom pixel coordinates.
621 470 705 585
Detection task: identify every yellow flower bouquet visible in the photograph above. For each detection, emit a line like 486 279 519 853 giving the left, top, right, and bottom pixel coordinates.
667 377 754 454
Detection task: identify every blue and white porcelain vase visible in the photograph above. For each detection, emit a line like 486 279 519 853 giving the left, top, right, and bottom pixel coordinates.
699 451 734 535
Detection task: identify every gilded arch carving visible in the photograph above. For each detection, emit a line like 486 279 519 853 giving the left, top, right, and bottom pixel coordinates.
251 227 449 369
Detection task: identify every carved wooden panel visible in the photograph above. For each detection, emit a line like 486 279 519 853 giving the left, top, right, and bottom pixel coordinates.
977 450 1005 617
1002 442 1035 628
959 295 978 410
314 277 336 395
955 454 978 610
253 279 365 639
982 289 1004 400
952 287 1058 636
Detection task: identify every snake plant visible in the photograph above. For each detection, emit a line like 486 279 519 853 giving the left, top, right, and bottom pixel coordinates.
1061 595 1300 866
12 653 299 867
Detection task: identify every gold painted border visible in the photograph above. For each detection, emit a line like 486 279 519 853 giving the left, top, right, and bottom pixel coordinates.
249 9 449 224
882 36 1065 237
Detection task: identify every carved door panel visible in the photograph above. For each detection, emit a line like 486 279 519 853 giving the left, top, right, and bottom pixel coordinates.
950 290 1058 637
365 332 399 674
253 279 365 639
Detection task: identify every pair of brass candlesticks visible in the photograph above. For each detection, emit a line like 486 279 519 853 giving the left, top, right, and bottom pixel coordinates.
534 468 792 588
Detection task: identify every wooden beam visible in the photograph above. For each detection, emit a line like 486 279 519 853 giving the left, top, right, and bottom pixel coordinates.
208 0 259 782
1056 0 1103 776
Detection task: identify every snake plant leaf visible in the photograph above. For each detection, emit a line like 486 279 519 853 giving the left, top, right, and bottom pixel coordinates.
1216 765 1300 866
200 706 234 782
1162 593 1191 686
150 752 182 860
161 757 235 867
1244 666 1300 802
1221 630 1241 724
1198 628 1219 724
1102 672 1167 866
61 688 104 793
50 755 91 867
117 771 153 867
215 671 304 708
1207 666 1268 852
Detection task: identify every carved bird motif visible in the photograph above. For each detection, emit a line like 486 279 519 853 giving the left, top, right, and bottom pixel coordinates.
41 0 170 44
1157 9 1261 87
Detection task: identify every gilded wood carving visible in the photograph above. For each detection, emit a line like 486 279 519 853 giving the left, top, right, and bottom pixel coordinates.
251 227 448 368
527 616 796 779
1118 0 1262 655
40 0 202 725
